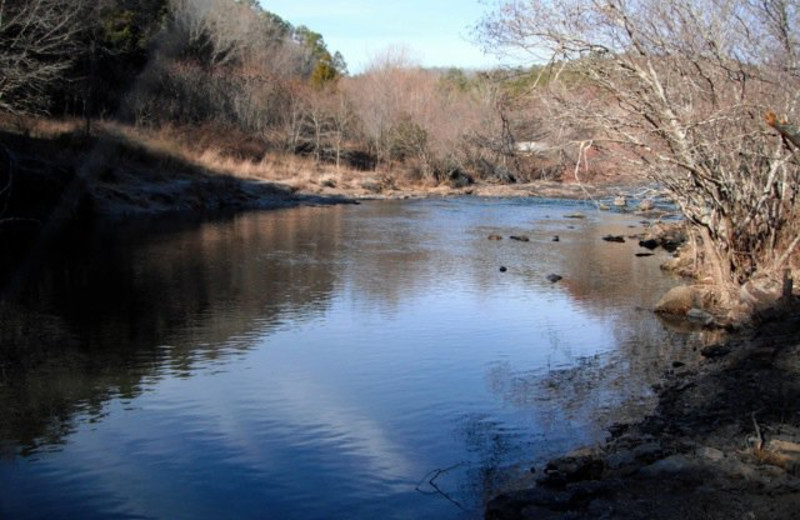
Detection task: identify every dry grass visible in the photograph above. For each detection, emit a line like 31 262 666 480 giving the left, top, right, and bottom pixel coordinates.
0 115 446 197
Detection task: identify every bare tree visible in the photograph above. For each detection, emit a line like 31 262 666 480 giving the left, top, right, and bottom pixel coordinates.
0 0 88 113
345 48 504 181
479 0 800 305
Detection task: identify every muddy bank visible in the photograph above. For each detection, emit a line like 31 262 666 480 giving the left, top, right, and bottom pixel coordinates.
486 301 800 520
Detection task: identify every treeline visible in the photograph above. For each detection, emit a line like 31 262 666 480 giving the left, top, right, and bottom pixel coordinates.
0 0 557 184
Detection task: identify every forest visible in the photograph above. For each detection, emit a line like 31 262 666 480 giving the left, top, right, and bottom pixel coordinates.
0 0 543 185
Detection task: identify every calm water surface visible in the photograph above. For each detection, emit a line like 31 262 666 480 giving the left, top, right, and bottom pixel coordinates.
1 198 692 519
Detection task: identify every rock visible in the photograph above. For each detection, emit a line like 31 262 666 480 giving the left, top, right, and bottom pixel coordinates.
633 442 664 463
687 308 715 326
510 235 530 242
638 238 660 250
488 234 503 241
553 235 560 242
639 455 695 476
643 223 687 252
697 447 725 462
565 213 586 219
566 446 603 459
598 203 610 211
547 274 563 283
639 199 655 211
654 285 698 315
485 488 573 519
635 253 654 257
606 450 636 469
499 266 508 273
613 196 627 207
485 486 603 519
607 423 630 437
537 454 606 488
661 239 682 253
660 254 693 275
700 344 731 359
602 235 626 243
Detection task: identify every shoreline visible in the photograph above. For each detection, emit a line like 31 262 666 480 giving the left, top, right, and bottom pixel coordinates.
0 120 663 225
486 301 800 519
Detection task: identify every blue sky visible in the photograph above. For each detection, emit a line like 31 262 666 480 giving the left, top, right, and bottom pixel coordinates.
260 1 508 73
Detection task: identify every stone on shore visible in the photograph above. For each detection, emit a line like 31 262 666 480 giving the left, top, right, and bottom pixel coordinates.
654 285 698 315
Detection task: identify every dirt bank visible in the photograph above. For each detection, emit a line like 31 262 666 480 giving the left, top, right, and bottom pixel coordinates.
486 301 800 520
1 118 664 225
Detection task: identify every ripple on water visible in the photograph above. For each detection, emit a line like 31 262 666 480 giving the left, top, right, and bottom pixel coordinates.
0 198 687 520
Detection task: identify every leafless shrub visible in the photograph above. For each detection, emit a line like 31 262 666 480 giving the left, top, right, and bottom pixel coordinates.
0 0 88 114
344 48 505 181
480 0 800 303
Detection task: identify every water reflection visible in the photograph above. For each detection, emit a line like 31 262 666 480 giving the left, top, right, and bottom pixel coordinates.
1 199 689 519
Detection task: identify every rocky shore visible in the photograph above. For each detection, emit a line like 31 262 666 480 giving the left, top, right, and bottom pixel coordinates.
486 301 800 520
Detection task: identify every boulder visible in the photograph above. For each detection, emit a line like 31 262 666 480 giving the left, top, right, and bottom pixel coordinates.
639 199 655 211
602 235 625 243
547 274 563 283
488 234 503 241
510 235 530 242
654 285 699 315
613 196 627 207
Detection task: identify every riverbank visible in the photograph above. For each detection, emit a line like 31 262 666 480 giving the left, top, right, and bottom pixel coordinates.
0 118 658 226
486 299 800 519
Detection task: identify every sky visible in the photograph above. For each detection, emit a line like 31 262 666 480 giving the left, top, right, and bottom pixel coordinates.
260 1 510 74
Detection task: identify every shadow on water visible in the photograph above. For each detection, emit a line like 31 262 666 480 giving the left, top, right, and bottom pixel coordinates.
0 198 695 518
0 207 349 454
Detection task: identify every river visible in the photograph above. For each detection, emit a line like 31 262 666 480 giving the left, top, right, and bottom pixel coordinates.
0 198 692 519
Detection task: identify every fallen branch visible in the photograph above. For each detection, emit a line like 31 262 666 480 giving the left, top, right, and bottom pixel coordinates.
415 462 468 512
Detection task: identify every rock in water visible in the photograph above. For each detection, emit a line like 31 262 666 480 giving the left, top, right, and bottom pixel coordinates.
547 274 563 283
654 285 698 315
509 235 530 242
639 238 659 250
639 199 655 211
